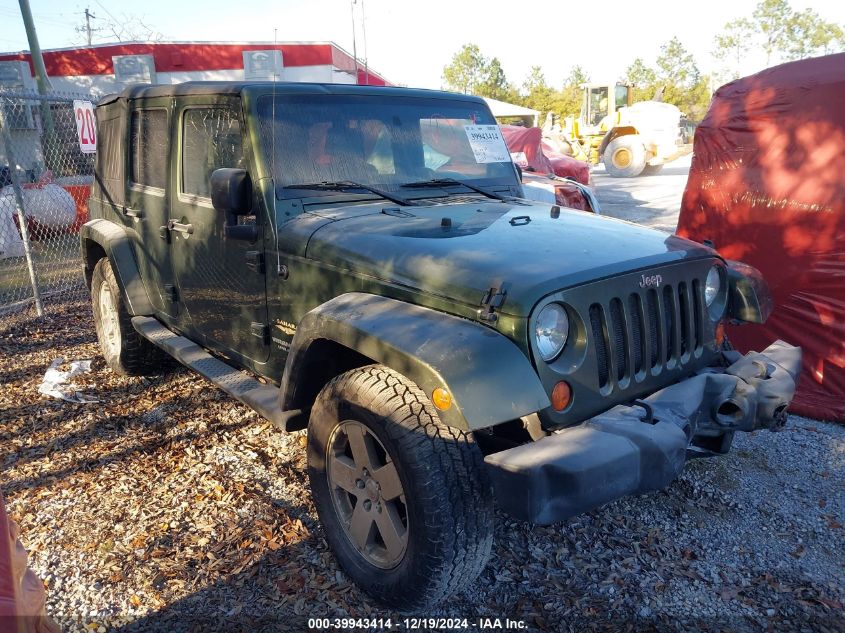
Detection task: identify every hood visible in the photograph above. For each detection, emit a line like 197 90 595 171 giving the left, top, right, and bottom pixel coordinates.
304 199 715 317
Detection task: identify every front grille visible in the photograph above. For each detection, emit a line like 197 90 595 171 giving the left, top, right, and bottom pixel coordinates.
589 305 609 387
589 282 703 389
609 298 627 382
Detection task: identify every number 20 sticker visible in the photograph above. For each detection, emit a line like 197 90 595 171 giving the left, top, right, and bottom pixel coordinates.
73 100 97 154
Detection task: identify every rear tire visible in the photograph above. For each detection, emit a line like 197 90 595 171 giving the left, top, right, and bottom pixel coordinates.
307 365 494 610
604 134 647 177
91 258 169 376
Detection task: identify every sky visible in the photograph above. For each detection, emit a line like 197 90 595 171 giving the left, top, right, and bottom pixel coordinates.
1 0 843 90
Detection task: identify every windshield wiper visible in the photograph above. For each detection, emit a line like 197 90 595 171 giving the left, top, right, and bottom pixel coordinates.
400 177 511 203
282 181 415 207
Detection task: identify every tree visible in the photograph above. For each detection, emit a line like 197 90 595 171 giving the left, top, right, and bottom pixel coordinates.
622 57 657 102
686 74 715 120
442 44 519 101
521 66 555 115
713 18 754 79
554 65 591 119
655 37 700 107
565 65 590 88
714 0 845 72
752 0 793 65
816 21 845 55
656 37 699 87
475 57 519 102
442 44 488 94
785 9 845 60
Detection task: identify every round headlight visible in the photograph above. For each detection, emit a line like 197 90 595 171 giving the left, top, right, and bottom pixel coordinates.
535 303 569 362
705 266 722 307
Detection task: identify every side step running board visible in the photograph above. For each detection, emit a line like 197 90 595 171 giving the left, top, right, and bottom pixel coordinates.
132 316 296 429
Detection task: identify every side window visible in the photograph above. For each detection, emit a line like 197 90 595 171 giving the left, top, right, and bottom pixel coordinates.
95 113 125 205
589 87 609 125
130 109 167 189
615 85 629 110
182 107 243 199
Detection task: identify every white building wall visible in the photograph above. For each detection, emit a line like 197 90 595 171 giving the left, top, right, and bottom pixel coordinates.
42 64 351 98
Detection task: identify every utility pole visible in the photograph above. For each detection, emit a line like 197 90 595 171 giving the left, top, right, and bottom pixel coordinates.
361 0 369 85
83 8 96 46
349 0 359 84
17 0 51 95
76 8 100 46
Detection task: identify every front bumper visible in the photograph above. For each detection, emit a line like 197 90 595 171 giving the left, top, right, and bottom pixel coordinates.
484 340 801 525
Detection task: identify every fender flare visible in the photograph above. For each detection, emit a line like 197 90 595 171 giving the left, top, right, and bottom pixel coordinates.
280 293 550 431
79 218 154 316
598 125 639 157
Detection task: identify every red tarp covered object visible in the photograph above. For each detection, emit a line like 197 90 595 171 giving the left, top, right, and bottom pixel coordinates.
677 53 845 421
500 125 590 184
500 125 592 211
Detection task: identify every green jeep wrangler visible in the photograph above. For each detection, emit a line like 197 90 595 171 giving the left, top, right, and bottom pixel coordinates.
80 82 800 609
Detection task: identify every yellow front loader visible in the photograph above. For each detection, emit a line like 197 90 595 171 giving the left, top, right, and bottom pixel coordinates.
561 84 686 177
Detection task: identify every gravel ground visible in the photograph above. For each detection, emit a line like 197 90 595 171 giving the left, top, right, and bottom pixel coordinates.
1 299 843 632
592 154 693 232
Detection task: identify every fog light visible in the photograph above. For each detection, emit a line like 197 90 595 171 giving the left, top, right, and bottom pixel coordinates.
551 381 572 411
432 387 452 411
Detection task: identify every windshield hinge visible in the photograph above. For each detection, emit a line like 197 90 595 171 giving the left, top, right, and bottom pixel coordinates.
245 250 265 274
478 286 507 324
163 283 178 303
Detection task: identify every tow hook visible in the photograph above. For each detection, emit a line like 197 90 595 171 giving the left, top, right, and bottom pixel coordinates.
632 399 656 424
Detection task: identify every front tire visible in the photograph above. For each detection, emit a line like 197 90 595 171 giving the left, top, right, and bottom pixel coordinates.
91 258 169 376
307 365 494 610
604 134 647 177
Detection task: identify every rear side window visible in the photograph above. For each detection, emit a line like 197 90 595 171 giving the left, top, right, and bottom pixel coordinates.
181 107 243 199
130 109 167 189
94 112 125 205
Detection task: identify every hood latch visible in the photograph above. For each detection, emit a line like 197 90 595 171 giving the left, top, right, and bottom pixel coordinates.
478 286 507 324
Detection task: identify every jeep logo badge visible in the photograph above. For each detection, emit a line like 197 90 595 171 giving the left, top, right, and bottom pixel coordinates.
639 273 662 288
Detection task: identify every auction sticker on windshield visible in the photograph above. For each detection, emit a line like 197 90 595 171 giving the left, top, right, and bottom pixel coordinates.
464 125 510 163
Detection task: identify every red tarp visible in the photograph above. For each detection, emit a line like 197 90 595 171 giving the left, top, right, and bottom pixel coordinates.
500 125 592 211
500 125 590 184
677 53 845 421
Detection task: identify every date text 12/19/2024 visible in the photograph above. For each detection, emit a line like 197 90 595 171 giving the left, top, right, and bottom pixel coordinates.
308 617 528 630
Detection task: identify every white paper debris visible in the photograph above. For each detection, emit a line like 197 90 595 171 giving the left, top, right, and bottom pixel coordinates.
38 357 99 403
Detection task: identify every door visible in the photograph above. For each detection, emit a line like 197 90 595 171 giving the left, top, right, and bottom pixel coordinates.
168 97 269 364
125 100 176 317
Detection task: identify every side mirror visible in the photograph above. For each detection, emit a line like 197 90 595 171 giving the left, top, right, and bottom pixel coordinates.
210 168 257 242
211 168 252 215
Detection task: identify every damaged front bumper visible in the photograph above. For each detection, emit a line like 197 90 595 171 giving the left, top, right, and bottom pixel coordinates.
484 341 801 525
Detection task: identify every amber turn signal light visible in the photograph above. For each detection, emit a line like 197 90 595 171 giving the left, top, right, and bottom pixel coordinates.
715 320 727 348
432 387 453 411
551 381 572 411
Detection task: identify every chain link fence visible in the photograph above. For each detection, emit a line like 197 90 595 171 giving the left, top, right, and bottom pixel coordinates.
1 88 96 316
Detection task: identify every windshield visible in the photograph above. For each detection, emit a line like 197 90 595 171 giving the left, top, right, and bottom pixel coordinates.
256 94 518 199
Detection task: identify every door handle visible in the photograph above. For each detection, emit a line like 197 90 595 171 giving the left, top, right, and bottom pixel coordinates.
122 206 143 219
167 220 194 235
